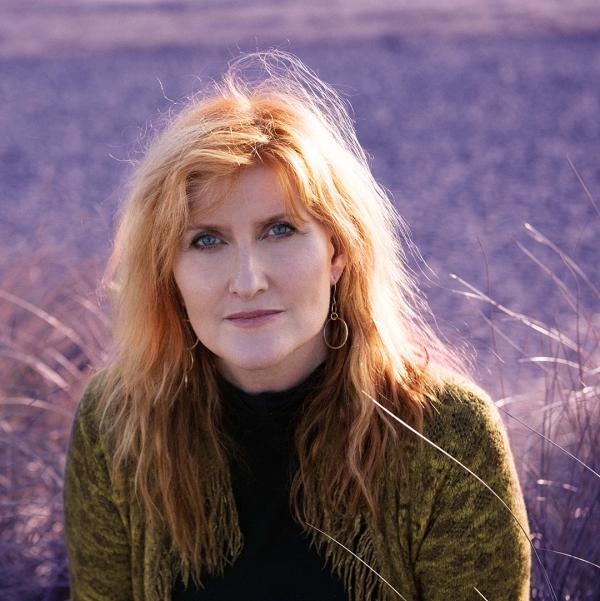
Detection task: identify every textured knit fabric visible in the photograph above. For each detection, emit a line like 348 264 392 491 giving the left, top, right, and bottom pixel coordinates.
63 372 532 601
172 362 348 599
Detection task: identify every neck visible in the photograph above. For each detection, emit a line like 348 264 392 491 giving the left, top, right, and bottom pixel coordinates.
216 345 328 394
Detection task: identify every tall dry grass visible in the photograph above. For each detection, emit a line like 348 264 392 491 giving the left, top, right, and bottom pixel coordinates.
449 165 600 599
0 255 109 601
0 181 598 598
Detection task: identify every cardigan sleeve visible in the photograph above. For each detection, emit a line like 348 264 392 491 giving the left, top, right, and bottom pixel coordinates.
63 376 133 601
411 383 531 600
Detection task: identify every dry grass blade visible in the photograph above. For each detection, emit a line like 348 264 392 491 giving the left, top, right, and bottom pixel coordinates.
476 313 534 367
0 430 63 486
448 273 578 351
1 510 54 520
499 407 600 480
0 348 69 390
362 390 558 601
523 223 600 300
524 394 597 420
43 346 83 379
570 385 600 402
0 288 85 348
567 157 600 221
515 241 578 313
497 386 597 415
72 294 111 328
518 356 597 375
0 397 72 418
304 522 407 600
539 549 600 571
473 587 489 600
535 479 578 493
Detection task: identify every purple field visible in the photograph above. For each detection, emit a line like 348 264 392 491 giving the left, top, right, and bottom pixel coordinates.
1 1 599 599
2 2 600 391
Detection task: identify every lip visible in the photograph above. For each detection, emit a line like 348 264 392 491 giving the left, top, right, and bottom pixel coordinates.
225 310 283 328
226 310 283 319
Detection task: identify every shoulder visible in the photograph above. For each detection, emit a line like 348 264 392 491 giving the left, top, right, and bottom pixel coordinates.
68 370 113 456
395 372 522 501
427 373 498 425
404 374 527 522
421 374 509 462
76 370 109 414
394 372 528 520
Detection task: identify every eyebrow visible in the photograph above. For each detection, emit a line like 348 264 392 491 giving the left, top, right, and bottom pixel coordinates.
186 213 295 234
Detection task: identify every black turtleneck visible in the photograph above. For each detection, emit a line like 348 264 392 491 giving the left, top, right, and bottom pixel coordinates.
172 362 348 600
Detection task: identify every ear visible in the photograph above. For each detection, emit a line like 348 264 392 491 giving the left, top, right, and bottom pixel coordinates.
329 237 347 285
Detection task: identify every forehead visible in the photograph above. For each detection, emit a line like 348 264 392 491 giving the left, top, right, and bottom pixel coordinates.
188 165 308 222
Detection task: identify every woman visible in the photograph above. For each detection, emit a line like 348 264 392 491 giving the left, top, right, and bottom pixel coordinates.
64 50 531 600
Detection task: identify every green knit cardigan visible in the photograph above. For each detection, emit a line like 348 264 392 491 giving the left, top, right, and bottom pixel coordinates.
63 375 531 601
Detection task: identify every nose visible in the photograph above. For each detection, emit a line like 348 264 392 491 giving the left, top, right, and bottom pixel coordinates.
228 247 268 298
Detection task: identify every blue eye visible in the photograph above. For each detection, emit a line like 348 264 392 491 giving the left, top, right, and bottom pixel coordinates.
268 223 295 237
192 233 221 250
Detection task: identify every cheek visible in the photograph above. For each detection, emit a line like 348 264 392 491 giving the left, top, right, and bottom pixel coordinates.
172 258 217 313
282 244 331 304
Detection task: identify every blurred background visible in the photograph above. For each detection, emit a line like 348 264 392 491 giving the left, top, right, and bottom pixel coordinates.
1 1 599 598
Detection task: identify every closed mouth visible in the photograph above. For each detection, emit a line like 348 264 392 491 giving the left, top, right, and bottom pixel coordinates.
226 310 283 320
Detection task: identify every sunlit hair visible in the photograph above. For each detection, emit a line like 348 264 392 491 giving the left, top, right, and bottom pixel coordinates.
96 50 470 584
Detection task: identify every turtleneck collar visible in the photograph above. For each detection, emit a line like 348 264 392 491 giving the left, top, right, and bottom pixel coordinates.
216 362 326 426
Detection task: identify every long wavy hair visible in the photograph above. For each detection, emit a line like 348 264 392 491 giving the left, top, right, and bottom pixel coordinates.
96 50 469 582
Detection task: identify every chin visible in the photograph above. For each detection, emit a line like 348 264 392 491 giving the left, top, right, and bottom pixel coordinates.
217 348 289 373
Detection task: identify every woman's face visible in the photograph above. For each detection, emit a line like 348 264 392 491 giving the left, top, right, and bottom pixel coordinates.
173 165 346 393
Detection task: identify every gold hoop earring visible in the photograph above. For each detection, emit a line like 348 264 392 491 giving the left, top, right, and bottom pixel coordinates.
323 281 348 350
